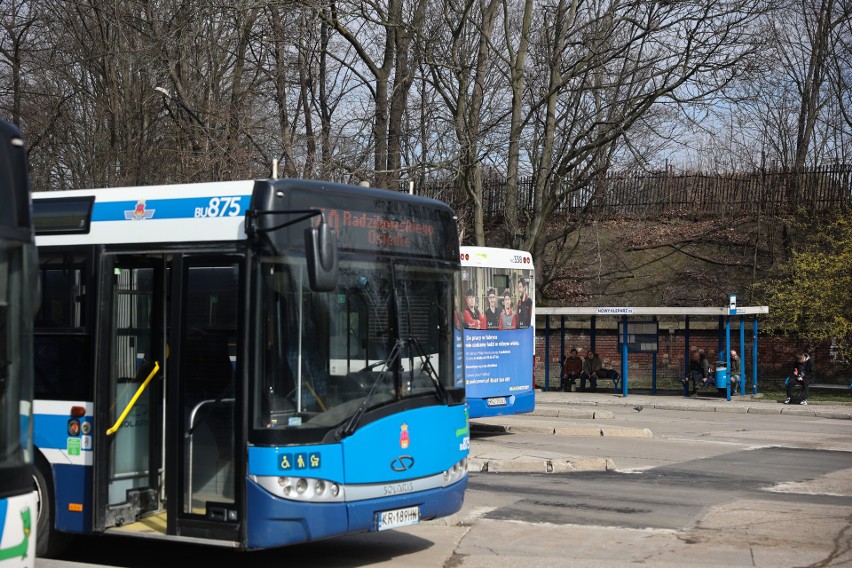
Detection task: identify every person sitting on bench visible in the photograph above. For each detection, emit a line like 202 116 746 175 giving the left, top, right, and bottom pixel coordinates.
729 350 741 394
785 352 810 405
561 348 583 392
579 350 602 392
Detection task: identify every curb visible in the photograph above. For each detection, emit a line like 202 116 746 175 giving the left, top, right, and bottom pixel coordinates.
470 421 652 438
533 397 852 420
468 455 616 474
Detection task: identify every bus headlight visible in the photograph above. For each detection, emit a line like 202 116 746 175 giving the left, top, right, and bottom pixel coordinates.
442 457 468 487
253 475 346 502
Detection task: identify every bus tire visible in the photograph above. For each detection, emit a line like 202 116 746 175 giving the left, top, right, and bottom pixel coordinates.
34 454 72 558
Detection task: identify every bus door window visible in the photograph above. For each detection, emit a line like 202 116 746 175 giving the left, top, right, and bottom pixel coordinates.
179 263 238 517
107 264 160 509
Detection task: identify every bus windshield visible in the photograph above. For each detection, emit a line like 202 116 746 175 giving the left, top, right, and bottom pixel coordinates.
253 253 460 441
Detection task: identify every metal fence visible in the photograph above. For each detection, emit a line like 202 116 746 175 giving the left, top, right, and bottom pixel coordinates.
418 164 852 219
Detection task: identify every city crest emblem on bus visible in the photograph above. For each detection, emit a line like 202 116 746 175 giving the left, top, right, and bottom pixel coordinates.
399 423 410 449
125 200 155 220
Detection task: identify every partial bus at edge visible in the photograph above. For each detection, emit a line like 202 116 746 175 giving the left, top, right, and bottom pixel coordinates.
0 120 38 568
459 246 535 419
30 179 469 556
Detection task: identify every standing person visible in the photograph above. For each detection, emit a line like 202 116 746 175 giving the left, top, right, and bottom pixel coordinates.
498 290 517 330
729 350 741 394
579 350 602 392
561 348 583 392
683 350 709 397
516 278 533 328
803 348 816 383
483 288 501 329
698 350 711 386
462 288 485 329
801 348 816 405
784 353 809 405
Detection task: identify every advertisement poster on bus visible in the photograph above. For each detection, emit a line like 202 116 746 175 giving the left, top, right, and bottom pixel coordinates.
463 327 534 398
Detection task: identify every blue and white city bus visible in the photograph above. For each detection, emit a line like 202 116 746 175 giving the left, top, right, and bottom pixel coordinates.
459 246 535 418
30 179 469 556
0 120 38 568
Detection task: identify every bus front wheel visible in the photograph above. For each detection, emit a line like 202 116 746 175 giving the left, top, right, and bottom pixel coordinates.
34 455 71 558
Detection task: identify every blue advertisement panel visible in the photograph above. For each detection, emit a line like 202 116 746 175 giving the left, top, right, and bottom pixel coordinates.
463 327 534 398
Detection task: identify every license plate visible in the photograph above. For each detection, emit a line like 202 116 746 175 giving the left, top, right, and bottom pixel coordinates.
486 397 507 406
377 506 420 531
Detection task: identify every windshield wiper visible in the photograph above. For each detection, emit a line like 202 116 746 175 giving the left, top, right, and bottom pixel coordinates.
336 339 402 440
407 335 449 404
400 277 449 404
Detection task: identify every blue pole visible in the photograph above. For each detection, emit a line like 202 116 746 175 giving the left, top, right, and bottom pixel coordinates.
560 315 565 391
652 316 658 394
752 316 759 394
621 316 629 397
725 316 731 401
718 316 724 362
652 352 657 395
590 316 597 353
739 316 745 396
545 316 551 391
683 316 690 397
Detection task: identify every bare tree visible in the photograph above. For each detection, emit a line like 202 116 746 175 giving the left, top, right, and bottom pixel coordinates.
424 0 505 245
319 0 428 189
499 0 766 298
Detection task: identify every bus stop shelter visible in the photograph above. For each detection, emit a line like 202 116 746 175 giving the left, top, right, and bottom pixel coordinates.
536 304 769 401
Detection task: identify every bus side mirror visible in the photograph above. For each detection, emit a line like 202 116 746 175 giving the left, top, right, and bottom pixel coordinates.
304 221 339 292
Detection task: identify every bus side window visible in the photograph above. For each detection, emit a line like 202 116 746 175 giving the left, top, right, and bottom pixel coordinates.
33 335 91 400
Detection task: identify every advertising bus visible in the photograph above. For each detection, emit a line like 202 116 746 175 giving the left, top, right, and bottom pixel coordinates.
459 246 535 418
0 120 38 567
30 179 469 555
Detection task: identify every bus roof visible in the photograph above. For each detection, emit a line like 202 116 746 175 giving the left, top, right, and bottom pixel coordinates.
459 246 534 270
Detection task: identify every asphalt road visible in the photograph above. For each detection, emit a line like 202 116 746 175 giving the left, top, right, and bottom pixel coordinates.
37 391 852 567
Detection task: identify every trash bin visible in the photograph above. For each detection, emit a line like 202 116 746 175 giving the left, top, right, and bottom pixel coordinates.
714 361 728 388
